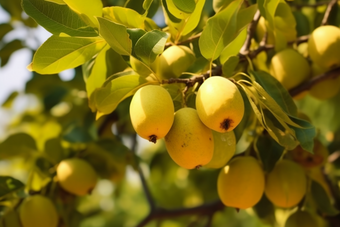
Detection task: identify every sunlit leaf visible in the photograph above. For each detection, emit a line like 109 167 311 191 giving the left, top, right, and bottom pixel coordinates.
22 0 98 37
90 75 155 118
134 30 169 65
0 133 37 159
213 0 234 13
63 0 103 27
220 28 247 64
199 0 242 60
180 0 206 36
30 36 106 74
222 56 239 77
84 44 128 97
97 17 132 56
165 0 189 19
103 6 145 29
0 177 24 199
237 4 258 30
44 0 65 5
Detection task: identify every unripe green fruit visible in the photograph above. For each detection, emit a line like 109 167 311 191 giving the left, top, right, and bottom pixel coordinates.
165 108 214 169
130 85 174 143
155 45 195 80
205 130 236 169
19 195 58 227
217 156 265 209
57 158 98 196
284 210 318 227
270 48 311 90
309 64 340 100
265 159 307 208
196 76 244 132
308 25 340 69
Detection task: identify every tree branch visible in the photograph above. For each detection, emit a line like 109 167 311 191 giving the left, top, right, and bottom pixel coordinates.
288 1 331 8
289 66 340 97
135 200 224 227
321 0 338 25
240 10 261 55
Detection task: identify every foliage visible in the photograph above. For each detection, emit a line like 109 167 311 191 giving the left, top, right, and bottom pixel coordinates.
0 0 340 226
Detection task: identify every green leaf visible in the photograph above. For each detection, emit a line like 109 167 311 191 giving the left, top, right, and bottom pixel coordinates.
143 0 154 11
103 6 145 29
127 28 146 55
84 139 131 182
44 0 65 4
63 0 102 27
237 4 258 30
63 124 95 143
165 0 189 19
97 17 132 56
180 0 206 36
199 0 242 60
213 0 234 13
252 70 297 116
0 133 37 159
255 134 284 172
90 75 154 118
173 0 196 14
0 23 12 40
311 180 339 216
134 30 169 65
253 194 276 226
220 28 247 64
222 56 239 77
289 116 316 153
1 91 19 108
0 40 23 67
0 177 24 199
84 44 128 97
44 138 65 164
29 36 106 74
22 0 98 37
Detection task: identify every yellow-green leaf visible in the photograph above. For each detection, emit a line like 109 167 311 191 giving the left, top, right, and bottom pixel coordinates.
63 0 102 27
97 17 132 56
103 6 145 29
30 35 106 74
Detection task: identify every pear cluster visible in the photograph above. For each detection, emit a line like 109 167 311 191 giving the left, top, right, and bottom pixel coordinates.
129 76 245 170
267 25 340 100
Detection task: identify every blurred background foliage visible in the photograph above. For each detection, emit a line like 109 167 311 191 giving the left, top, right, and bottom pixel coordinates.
0 0 340 226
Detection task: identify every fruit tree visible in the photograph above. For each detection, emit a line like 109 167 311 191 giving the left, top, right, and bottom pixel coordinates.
1 0 340 226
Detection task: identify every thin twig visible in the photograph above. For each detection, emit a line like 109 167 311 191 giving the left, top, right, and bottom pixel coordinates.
131 134 157 211
240 10 261 55
321 0 338 25
165 32 202 49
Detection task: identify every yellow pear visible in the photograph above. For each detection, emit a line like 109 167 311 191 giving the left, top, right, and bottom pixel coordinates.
309 64 340 100
130 85 174 143
265 159 307 208
308 25 340 69
205 130 236 169
57 158 98 196
155 45 195 80
284 210 319 227
270 48 311 90
164 107 214 169
217 156 265 209
196 76 245 132
256 17 275 44
19 195 58 227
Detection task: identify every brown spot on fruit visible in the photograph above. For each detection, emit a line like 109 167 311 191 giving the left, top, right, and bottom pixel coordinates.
220 118 233 131
195 165 202 170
